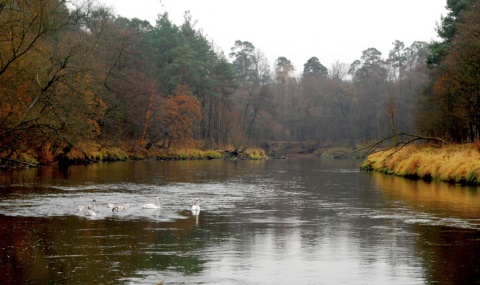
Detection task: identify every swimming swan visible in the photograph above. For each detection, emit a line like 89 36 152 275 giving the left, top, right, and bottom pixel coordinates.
191 198 200 213
112 203 130 212
142 197 160 209
87 199 97 210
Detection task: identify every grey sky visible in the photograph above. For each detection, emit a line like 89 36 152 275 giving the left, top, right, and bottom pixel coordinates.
101 0 448 71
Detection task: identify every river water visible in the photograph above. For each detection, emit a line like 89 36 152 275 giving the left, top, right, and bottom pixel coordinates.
1 158 479 284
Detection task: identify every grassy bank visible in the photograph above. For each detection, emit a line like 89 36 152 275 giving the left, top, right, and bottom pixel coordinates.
361 143 480 185
0 143 268 168
156 147 267 160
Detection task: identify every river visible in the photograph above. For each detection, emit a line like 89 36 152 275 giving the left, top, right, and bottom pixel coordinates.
1 158 479 284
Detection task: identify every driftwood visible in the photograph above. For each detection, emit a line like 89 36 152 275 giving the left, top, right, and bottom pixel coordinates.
359 132 448 158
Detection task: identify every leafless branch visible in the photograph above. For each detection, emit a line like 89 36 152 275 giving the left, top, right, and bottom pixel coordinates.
358 132 448 159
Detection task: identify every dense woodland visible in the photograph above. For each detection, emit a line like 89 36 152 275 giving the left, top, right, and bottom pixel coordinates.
0 0 479 165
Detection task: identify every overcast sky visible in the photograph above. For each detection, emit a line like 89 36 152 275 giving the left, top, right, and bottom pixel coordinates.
99 0 448 72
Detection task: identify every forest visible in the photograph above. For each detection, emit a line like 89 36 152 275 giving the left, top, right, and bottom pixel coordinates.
0 0 479 165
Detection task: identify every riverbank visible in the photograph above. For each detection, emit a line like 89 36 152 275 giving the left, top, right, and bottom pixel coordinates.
1 138 370 168
361 143 480 186
0 143 268 168
262 141 366 159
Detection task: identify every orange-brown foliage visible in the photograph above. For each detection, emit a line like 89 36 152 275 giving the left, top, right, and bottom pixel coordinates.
162 85 201 148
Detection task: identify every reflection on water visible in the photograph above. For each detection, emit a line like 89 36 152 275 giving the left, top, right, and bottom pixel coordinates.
374 173 480 214
0 159 479 284
372 173 480 285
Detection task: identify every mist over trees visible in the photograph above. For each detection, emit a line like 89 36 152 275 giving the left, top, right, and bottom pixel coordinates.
0 0 478 164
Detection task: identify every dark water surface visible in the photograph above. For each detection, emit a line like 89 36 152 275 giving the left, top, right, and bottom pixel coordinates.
1 159 479 284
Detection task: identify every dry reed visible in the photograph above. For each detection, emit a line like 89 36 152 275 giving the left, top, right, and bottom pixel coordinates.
362 143 480 185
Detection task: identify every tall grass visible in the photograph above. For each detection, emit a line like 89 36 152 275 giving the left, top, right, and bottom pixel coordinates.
362 143 480 185
245 148 267 160
163 149 223 160
67 141 129 162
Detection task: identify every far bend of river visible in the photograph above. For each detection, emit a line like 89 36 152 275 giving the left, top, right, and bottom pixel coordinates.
1 159 480 284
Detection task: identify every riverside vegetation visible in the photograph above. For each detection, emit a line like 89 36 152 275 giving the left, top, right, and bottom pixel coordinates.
361 143 480 186
1 1 480 172
0 143 267 167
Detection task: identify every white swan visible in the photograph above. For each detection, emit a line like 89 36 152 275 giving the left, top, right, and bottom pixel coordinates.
142 197 160 209
112 203 130 212
87 199 97 210
77 205 84 211
85 209 96 216
191 198 200 213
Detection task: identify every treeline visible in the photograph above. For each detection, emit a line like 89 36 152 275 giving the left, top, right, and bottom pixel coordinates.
233 41 430 150
0 0 479 165
233 0 480 148
1 0 236 164
418 0 480 142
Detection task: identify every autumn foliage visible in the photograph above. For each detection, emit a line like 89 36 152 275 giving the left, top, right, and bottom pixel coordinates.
1 0 479 166
160 85 201 149
418 0 480 142
0 1 234 165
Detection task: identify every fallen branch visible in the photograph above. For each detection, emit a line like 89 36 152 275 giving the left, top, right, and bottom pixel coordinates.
359 132 448 158
0 157 40 167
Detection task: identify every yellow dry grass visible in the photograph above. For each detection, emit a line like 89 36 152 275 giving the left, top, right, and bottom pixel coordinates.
362 143 480 185
245 147 267 160
162 148 223 160
66 140 129 162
